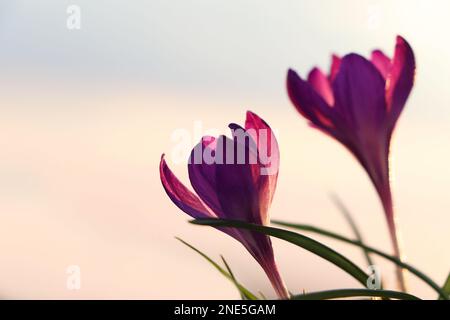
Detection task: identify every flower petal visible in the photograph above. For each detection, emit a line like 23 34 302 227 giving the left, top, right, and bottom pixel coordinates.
187 137 225 218
287 69 334 130
371 49 391 79
244 111 279 225
229 122 258 159
329 54 342 82
386 36 415 131
308 67 334 106
160 155 213 219
214 135 261 224
332 53 387 130
245 111 280 174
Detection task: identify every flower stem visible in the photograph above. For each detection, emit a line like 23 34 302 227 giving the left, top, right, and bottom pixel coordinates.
370 145 408 292
261 257 290 299
380 181 408 292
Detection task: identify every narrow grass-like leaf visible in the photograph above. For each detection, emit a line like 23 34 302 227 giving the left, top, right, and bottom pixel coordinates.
272 220 448 300
190 219 369 287
291 288 420 300
258 291 267 300
439 272 450 300
331 194 374 267
220 255 247 300
176 237 258 300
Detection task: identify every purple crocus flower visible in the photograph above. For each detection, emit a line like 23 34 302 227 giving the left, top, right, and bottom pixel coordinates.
286 36 415 291
160 111 289 299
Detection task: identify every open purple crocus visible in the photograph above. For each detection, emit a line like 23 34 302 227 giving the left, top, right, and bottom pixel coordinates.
286 36 415 291
160 111 289 299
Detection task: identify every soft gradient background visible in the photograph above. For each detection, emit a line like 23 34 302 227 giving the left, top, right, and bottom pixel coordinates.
0 0 449 299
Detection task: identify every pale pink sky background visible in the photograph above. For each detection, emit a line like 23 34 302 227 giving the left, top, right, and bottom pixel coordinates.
0 0 449 299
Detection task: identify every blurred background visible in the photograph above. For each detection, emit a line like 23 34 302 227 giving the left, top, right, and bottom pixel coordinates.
0 0 449 299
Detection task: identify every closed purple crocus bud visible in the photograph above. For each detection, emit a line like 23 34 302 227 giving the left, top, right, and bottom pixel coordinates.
160 111 289 299
286 36 415 291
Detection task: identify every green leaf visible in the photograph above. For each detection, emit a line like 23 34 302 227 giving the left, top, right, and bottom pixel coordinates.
176 237 258 300
190 219 369 287
330 194 375 268
272 220 448 300
258 291 267 300
439 272 450 300
291 289 420 300
220 255 248 300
